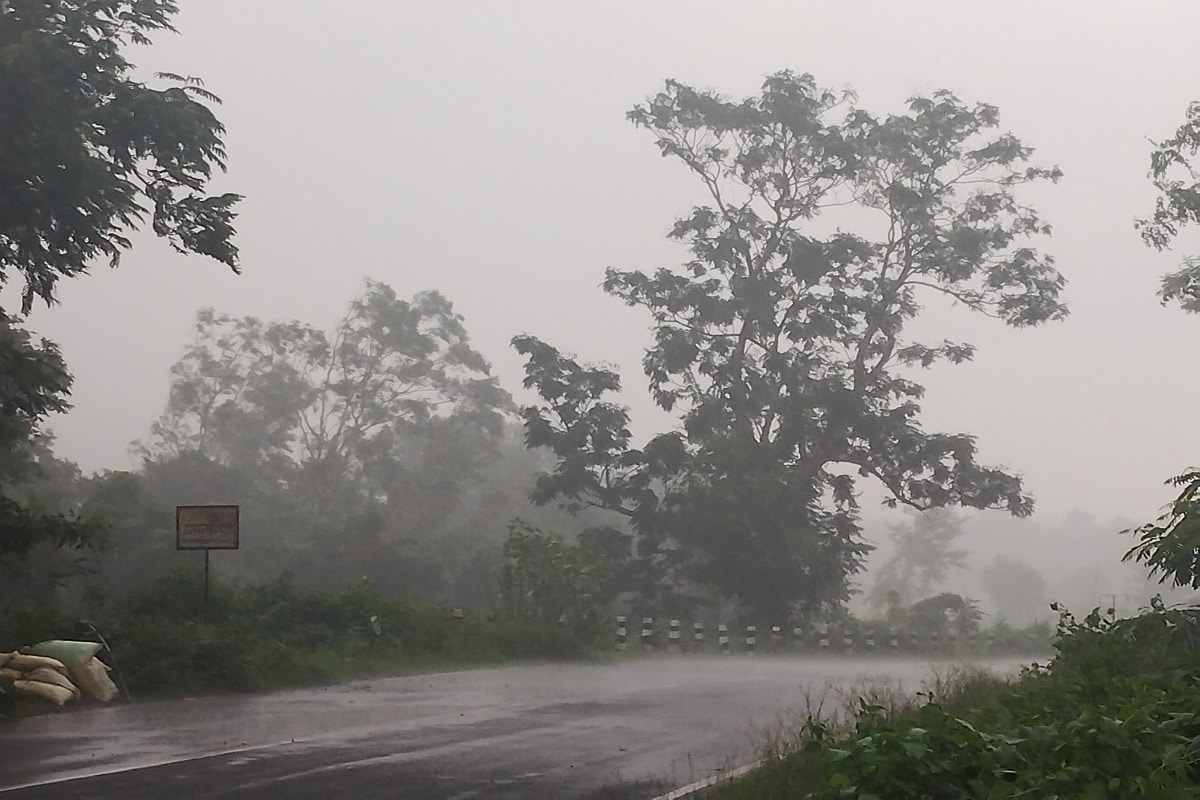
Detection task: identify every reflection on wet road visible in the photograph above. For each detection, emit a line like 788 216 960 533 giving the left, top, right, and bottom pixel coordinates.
0 656 1025 799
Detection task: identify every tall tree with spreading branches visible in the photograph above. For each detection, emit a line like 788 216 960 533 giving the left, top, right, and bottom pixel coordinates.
141 281 510 528
516 72 1066 619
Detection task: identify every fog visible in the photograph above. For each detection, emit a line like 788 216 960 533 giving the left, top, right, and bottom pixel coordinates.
12 8 1200 793
8 3 1200 620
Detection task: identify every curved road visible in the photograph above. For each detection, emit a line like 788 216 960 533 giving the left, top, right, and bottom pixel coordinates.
0 656 1023 799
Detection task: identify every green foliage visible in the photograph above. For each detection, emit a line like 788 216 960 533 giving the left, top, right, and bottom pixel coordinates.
515 72 1065 619
0 0 238 582
715 601 1200 800
499 520 612 628
0 0 241 313
0 316 70 457
903 592 983 640
1124 470 1200 590
0 568 601 698
1125 101 1200 620
0 315 103 568
1138 103 1200 311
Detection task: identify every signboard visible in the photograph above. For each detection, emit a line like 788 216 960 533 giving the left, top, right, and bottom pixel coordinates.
176 505 240 550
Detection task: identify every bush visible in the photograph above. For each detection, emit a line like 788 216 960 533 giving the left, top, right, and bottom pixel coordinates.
0 567 604 698
713 600 1200 800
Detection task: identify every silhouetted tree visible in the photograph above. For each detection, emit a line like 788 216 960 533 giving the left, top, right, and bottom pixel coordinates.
868 509 968 610
139 282 513 591
516 72 1066 620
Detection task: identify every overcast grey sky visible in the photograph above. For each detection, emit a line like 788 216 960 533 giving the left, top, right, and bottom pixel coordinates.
20 0 1200 528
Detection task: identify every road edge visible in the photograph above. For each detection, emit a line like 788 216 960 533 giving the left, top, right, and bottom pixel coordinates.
650 760 764 800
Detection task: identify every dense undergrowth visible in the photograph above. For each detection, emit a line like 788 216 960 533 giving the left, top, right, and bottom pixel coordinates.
710 599 1200 799
0 568 600 701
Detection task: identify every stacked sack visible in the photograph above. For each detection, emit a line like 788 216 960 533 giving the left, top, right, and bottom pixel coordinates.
0 641 119 706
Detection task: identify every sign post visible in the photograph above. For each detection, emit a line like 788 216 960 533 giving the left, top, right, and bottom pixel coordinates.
176 505 240 611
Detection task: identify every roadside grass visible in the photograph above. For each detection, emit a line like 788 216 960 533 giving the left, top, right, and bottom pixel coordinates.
705 665 1014 800
707 602 1200 799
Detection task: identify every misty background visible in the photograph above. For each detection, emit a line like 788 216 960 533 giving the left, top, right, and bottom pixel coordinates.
11 1 1200 623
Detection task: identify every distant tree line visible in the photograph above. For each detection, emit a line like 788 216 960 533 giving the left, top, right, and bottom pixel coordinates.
6 0 1200 651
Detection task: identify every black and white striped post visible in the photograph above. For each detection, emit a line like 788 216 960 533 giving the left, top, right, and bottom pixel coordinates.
668 619 682 650
616 615 627 651
641 617 654 649
744 625 757 653
718 623 730 652
842 631 853 652
889 631 900 651
792 626 804 651
770 626 782 650
817 622 830 650
864 631 876 651
693 621 705 650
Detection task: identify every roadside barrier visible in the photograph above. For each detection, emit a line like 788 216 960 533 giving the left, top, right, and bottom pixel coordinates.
607 615 1044 656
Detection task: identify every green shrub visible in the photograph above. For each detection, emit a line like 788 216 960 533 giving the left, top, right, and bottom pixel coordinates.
714 601 1200 800
39 567 604 697
0 604 77 651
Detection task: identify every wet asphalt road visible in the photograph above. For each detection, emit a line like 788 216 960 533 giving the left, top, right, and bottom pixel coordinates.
0 656 1024 799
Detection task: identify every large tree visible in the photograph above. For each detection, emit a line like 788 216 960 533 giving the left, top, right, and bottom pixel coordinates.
867 508 968 611
0 1 239 567
516 72 1066 620
1125 103 1200 587
141 281 512 567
